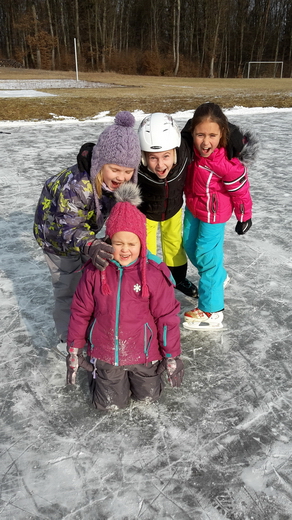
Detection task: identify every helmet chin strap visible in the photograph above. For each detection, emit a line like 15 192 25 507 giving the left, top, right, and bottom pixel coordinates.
141 149 177 168
141 151 147 166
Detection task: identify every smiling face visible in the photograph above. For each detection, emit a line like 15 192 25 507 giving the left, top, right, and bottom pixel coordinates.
101 163 135 190
111 231 141 266
145 149 175 179
192 119 222 158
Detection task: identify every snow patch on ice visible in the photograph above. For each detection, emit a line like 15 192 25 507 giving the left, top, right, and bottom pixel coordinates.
0 89 56 98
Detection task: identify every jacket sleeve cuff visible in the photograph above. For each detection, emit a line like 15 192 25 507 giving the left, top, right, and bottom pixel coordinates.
67 339 86 350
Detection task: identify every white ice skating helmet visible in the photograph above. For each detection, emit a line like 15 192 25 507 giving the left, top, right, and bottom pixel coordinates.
138 113 181 166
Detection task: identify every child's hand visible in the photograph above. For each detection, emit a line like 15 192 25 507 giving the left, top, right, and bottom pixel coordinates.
158 357 184 387
66 347 79 385
66 347 94 384
84 238 114 270
235 219 252 235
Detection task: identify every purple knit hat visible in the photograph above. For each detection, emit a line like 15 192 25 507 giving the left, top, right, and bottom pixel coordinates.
100 184 149 298
90 111 141 185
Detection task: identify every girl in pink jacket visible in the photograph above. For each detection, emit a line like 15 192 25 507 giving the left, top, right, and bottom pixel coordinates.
66 184 184 410
183 102 253 331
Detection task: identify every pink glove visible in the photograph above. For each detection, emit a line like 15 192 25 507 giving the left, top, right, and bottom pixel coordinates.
157 357 184 387
66 347 94 385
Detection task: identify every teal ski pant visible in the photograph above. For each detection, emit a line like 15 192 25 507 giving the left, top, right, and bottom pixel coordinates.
183 207 227 313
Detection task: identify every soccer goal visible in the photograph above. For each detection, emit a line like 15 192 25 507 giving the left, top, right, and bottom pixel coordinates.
247 61 283 79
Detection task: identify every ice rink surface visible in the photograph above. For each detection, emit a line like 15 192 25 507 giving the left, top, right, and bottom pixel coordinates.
0 105 291 519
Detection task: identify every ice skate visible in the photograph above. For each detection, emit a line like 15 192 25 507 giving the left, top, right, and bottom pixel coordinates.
183 320 224 331
183 308 223 330
53 341 68 357
224 274 231 288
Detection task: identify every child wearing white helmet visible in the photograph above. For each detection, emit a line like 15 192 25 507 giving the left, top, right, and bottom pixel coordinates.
138 113 198 298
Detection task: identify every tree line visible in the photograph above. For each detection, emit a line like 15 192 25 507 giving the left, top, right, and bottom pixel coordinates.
0 0 291 77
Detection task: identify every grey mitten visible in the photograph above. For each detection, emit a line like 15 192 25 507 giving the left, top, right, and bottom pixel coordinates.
158 357 184 387
235 219 252 235
66 347 93 385
84 238 114 270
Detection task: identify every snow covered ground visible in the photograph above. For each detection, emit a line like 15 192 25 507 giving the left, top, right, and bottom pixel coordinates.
0 79 119 96
1 101 292 519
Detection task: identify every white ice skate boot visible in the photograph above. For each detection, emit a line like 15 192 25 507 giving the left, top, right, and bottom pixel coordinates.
53 341 68 357
223 274 231 288
183 308 223 331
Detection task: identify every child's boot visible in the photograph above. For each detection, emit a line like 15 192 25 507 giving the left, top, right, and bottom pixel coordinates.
54 340 68 356
176 278 198 298
169 264 198 298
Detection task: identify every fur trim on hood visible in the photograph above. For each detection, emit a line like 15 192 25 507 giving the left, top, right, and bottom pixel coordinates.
239 130 260 165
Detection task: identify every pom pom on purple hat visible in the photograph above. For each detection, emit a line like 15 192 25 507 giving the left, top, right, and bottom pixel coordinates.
115 111 135 128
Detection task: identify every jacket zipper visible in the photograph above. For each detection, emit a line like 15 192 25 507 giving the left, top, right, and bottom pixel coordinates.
163 325 168 347
88 318 96 353
161 180 169 221
114 266 123 365
144 323 153 357
211 193 218 222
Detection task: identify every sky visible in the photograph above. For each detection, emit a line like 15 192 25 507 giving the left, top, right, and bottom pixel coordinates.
0 83 292 519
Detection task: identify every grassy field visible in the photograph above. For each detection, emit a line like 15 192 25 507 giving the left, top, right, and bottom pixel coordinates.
0 68 291 121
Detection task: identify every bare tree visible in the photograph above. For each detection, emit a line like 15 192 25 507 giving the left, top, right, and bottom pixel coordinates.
0 0 291 77
32 3 42 68
46 0 55 69
173 0 181 76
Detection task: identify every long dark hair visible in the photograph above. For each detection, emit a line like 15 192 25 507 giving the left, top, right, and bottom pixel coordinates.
190 102 229 148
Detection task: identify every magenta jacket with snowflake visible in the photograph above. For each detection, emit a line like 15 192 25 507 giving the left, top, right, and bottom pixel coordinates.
185 147 252 224
67 253 181 366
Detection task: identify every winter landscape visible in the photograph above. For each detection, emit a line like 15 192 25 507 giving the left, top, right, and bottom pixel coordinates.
0 81 292 519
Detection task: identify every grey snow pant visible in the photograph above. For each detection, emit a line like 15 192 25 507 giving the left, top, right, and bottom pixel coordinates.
88 359 164 410
44 251 88 343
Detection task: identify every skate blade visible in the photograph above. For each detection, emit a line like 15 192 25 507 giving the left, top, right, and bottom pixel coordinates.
51 345 67 358
182 321 224 331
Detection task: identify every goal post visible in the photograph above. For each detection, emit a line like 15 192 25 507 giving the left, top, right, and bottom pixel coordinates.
247 61 283 79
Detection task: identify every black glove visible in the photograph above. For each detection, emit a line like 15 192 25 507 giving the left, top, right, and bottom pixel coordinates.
66 347 94 385
235 219 252 235
84 238 114 271
158 357 184 387
77 142 95 173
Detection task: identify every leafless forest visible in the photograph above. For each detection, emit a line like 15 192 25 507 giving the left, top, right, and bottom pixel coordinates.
1 0 292 78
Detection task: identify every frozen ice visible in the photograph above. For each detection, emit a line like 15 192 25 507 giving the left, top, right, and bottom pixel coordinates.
0 98 292 519
0 79 120 94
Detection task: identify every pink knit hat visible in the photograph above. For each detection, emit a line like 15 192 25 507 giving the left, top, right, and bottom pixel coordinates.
101 184 149 297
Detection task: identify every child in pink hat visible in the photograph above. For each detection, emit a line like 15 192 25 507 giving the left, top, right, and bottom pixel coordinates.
34 111 141 354
66 183 184 410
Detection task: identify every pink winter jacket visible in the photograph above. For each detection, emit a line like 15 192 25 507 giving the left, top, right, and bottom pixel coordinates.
67 255 181 366
185 147 252 224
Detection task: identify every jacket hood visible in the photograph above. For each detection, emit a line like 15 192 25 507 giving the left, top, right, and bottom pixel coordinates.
238 130 260 165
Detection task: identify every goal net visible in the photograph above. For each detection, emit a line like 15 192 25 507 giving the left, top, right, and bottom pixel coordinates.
247 61 283 78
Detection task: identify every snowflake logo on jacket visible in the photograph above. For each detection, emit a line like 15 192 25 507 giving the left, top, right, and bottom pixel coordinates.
133 284 141 293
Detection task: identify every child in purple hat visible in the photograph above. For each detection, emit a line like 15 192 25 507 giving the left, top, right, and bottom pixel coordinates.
33 112 141 353
66 183 184 410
